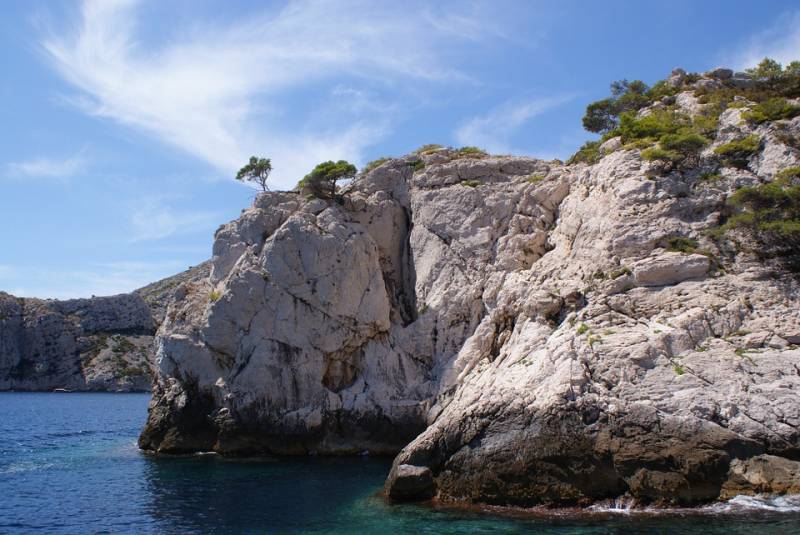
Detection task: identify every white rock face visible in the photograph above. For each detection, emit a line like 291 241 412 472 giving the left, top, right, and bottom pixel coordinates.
631 252 710 287
141 74 800 507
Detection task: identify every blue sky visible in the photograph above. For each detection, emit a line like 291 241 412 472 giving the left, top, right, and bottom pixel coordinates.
1 0 799 298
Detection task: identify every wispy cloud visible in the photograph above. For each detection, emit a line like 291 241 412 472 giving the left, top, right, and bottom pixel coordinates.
128 198 221 242
725 11 800 70
40 0 517 188
454 94 575 154
6 147 89 181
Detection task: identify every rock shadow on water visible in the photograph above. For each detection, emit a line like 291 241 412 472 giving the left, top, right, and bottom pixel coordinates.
137 451 800 534
140 454 393 533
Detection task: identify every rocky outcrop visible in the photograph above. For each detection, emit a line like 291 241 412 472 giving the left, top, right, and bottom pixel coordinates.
0 263 210 392
141 67 800 507
0 292 155 391
631 252 710 287
136 261 212 324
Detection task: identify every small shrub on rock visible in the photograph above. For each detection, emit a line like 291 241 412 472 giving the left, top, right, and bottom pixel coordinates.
456 146 487 158
568 140 602 164
641 146 682 162
408 159 425 172
718 178 800 271
415 144 444 154
776 167 800 184
298 160 357 200
666 236 700 253
582 79 651 134
623 138 654 150
610 267 632 279
362 157 392 174
714 135 761 169
660 132 710 154
617 110 688 141
460 179 482 188
690 113 720 137
646 80 678 101
616 111 709 164
698 172 724 183
693 58 800 111
743 97 800 124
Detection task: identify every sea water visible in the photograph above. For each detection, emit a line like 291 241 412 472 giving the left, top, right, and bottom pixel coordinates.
1 392 799 534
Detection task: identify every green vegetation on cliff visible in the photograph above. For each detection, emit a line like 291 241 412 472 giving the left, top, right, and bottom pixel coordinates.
298 160 358 200
571 57 800 165
717 170 800 271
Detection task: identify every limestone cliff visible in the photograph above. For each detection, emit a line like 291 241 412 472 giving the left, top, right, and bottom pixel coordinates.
0 263 210 392
140 67 800 506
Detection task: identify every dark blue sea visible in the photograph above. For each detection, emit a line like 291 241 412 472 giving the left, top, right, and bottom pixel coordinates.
1 393 799 534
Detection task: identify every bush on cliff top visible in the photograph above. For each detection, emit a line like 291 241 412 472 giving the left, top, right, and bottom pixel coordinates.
742 97 800 124
616 109 686 140
362 157 393 174
694 59 800 116
570 57 799 166
582 79 651 134
415 144 444 154
298 160 357 200
236 156 273 192
616 111 710 163
567 140 602 165
746 58 800 97
456 146 488 158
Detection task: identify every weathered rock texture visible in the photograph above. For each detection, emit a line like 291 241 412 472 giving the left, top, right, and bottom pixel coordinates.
136 261 212 324
0 262 210 392
141 68 800 506
0 292 155 391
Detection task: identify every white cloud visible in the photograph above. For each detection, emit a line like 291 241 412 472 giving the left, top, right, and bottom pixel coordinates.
128 198 221 242
454 94 574 154
40 0 514 188
6 147 89 181
726 11 800 70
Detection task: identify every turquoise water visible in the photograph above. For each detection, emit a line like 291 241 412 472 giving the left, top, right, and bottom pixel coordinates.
1 393 799 534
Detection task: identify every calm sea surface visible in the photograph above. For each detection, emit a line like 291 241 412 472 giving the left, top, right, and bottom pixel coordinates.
1 392 799 534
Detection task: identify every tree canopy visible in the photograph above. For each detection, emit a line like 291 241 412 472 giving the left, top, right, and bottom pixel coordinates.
299 160 357 199
236 156 272 191
745 58 800 96
582 79 651 134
